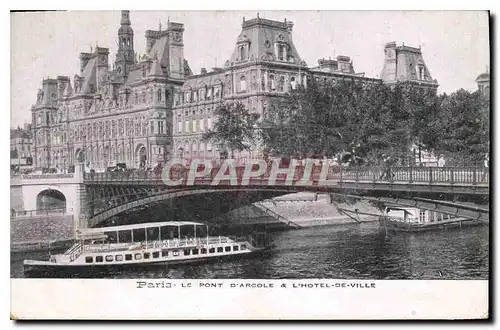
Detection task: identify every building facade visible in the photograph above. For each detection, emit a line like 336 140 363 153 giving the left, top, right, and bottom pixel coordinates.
172 17 438 161
476 71 490 97
11 124 33 171
30 11 438 170
31 11 191 171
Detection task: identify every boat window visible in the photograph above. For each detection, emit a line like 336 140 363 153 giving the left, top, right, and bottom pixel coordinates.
217 247 223 253
195 225 207 239
153 251 160 258
192 249 199 255
241 244 247 250
180 225 195 240
201 248 207 254
96 256 103 263
85 256 93 263
143 252 150 259
105 255 114 262
133 228 146 242
172 250 180 256
135 253 142 260
104 231 118 243
115 255 123 261
209 248 215 253
160 226 178 240
162 250 169 257
146 227 160 241
118 230 132 243
233 245 239 251
184 249 190 256
225 246 231 252
125 254 132 261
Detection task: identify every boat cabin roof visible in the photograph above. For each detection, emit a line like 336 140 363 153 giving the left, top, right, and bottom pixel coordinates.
79 221 206 235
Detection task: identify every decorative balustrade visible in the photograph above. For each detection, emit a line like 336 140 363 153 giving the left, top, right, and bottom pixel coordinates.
21 173 75 180
83 165 489 185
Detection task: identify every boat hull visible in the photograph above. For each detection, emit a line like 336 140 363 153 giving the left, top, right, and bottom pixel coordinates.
23 246 274 278
379 217 487 232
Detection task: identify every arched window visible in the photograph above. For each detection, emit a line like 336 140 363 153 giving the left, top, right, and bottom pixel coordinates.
240 76 247 92
240 46 245 61
290 76 297 90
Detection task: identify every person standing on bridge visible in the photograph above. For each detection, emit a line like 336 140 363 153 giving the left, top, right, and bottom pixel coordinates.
380 154 394 180
481 153 489 182
438 155 446 168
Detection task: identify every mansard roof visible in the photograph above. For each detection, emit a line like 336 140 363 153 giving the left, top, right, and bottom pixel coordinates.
226 16 304 66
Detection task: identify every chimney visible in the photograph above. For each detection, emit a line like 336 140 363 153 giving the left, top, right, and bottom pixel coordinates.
201 68 207 74
79 52 92 73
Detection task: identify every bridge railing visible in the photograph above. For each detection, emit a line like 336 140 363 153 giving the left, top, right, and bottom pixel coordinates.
11 207 68 218
83 165 489 185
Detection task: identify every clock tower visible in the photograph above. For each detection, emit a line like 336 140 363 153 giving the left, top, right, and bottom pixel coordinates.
114 10 135 80
167 21 185 79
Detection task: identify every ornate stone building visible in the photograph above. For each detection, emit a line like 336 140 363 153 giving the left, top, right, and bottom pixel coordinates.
30 12 438 169
31 11 191 170
172 17 438 161
476 70 490 97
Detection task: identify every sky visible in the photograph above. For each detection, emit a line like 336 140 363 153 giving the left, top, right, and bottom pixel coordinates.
10 10 490 127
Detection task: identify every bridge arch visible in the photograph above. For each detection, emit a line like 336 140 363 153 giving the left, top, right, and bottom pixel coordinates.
36 188 67 212
87 187 290 228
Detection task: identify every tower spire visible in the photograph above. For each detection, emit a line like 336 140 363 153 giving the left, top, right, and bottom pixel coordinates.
115 10 135 79
121 10 131 25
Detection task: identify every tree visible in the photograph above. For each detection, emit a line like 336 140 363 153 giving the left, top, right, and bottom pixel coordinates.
202 101 260 158
432 89 489 164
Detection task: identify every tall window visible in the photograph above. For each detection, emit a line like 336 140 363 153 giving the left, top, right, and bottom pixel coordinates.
178 121 182 133
199 118 204 132
157 89 162 102
278 45 284 61
269 74 276 90
278 76 285 92
158 121 165 134
192 120 197 133
185 121 190 133
240 76 247 92
240 46 246 61
207 118 212 130
419 210 427 222
290 76 297 90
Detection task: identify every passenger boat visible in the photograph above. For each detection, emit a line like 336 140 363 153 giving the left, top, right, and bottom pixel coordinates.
23 221 274 277
379 206 485 232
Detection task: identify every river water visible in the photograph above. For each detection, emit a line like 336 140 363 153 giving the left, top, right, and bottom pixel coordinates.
11 222 489 279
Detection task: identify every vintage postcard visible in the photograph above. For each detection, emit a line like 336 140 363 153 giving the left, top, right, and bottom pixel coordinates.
9 9 490 320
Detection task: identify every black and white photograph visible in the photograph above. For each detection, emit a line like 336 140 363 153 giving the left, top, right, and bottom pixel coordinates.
9 7 490 320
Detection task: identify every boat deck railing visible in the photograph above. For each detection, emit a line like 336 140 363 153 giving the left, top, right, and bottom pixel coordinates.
79 236 245 254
